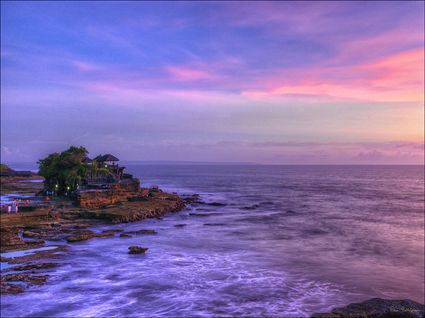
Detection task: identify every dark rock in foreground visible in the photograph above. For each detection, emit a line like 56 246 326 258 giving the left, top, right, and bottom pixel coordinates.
311 298 425 318
128 246 149 254
205 202 227 207
125 229 157 235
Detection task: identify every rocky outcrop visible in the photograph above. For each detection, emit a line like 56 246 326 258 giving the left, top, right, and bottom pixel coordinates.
1 227 28 252
65 229 115 242
78 180 149 209
65 230 97 242
128 246 148 254
0 282 25 294
1 273 48 285
0 227 45 252
79 191 185 223
1 273 49 295
311 298 425 318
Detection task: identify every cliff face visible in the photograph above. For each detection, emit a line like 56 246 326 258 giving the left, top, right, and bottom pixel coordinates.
78 191 185 223
78 179 148 209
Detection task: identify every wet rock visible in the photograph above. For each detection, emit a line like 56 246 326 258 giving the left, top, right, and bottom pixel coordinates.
128 246 148 254
4 262 59 272
7 245 68 264
1 282 25 294
22 231 40 238
1 273 48 285
0 256 11 263
24 239 46 248
174 224 187 227
95 232 115 238
1 227 28 252
126 229 157 235
189 213 211 217
65 230 96 242
74 223 89 229
102 229 123 234
182 194 203 204
205 202 227 207
311 298 425 318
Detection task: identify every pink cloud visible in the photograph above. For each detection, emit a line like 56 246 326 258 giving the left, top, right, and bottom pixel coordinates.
164 66 217 82
242 48 424 102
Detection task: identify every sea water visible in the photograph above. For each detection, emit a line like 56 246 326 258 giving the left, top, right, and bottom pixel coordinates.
1 165 423 317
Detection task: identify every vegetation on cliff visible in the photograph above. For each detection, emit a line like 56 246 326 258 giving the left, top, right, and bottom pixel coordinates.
38 146 89 195
1 163 11 171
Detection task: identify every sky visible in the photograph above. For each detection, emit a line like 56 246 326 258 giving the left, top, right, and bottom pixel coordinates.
1 1 424 164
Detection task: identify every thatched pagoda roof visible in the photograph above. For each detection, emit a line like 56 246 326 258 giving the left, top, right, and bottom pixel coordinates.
82 156 93 163
94 154 119 162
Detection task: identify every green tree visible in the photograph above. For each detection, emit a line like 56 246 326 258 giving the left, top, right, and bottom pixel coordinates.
38 146 89 195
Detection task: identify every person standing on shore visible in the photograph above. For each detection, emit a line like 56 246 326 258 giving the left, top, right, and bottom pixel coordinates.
11 200 18 213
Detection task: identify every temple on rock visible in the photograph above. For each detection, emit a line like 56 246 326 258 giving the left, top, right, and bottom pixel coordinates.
78 154 144 208
82 154 134 188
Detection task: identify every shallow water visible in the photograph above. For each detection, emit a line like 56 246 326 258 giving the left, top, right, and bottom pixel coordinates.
1 165 424 317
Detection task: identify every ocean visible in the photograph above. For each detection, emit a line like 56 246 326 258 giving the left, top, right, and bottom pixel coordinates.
1 165 424 317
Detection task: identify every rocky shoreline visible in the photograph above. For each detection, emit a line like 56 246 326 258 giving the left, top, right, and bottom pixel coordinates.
0 173 185 294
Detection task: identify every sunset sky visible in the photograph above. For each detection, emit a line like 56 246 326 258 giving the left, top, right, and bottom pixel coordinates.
1 1 424 164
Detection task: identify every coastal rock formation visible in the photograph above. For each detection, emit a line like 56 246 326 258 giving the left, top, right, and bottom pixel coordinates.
1 172 185 295
311 298 425 318
78 181 149 209
78 191 185 223
128 246 149 254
